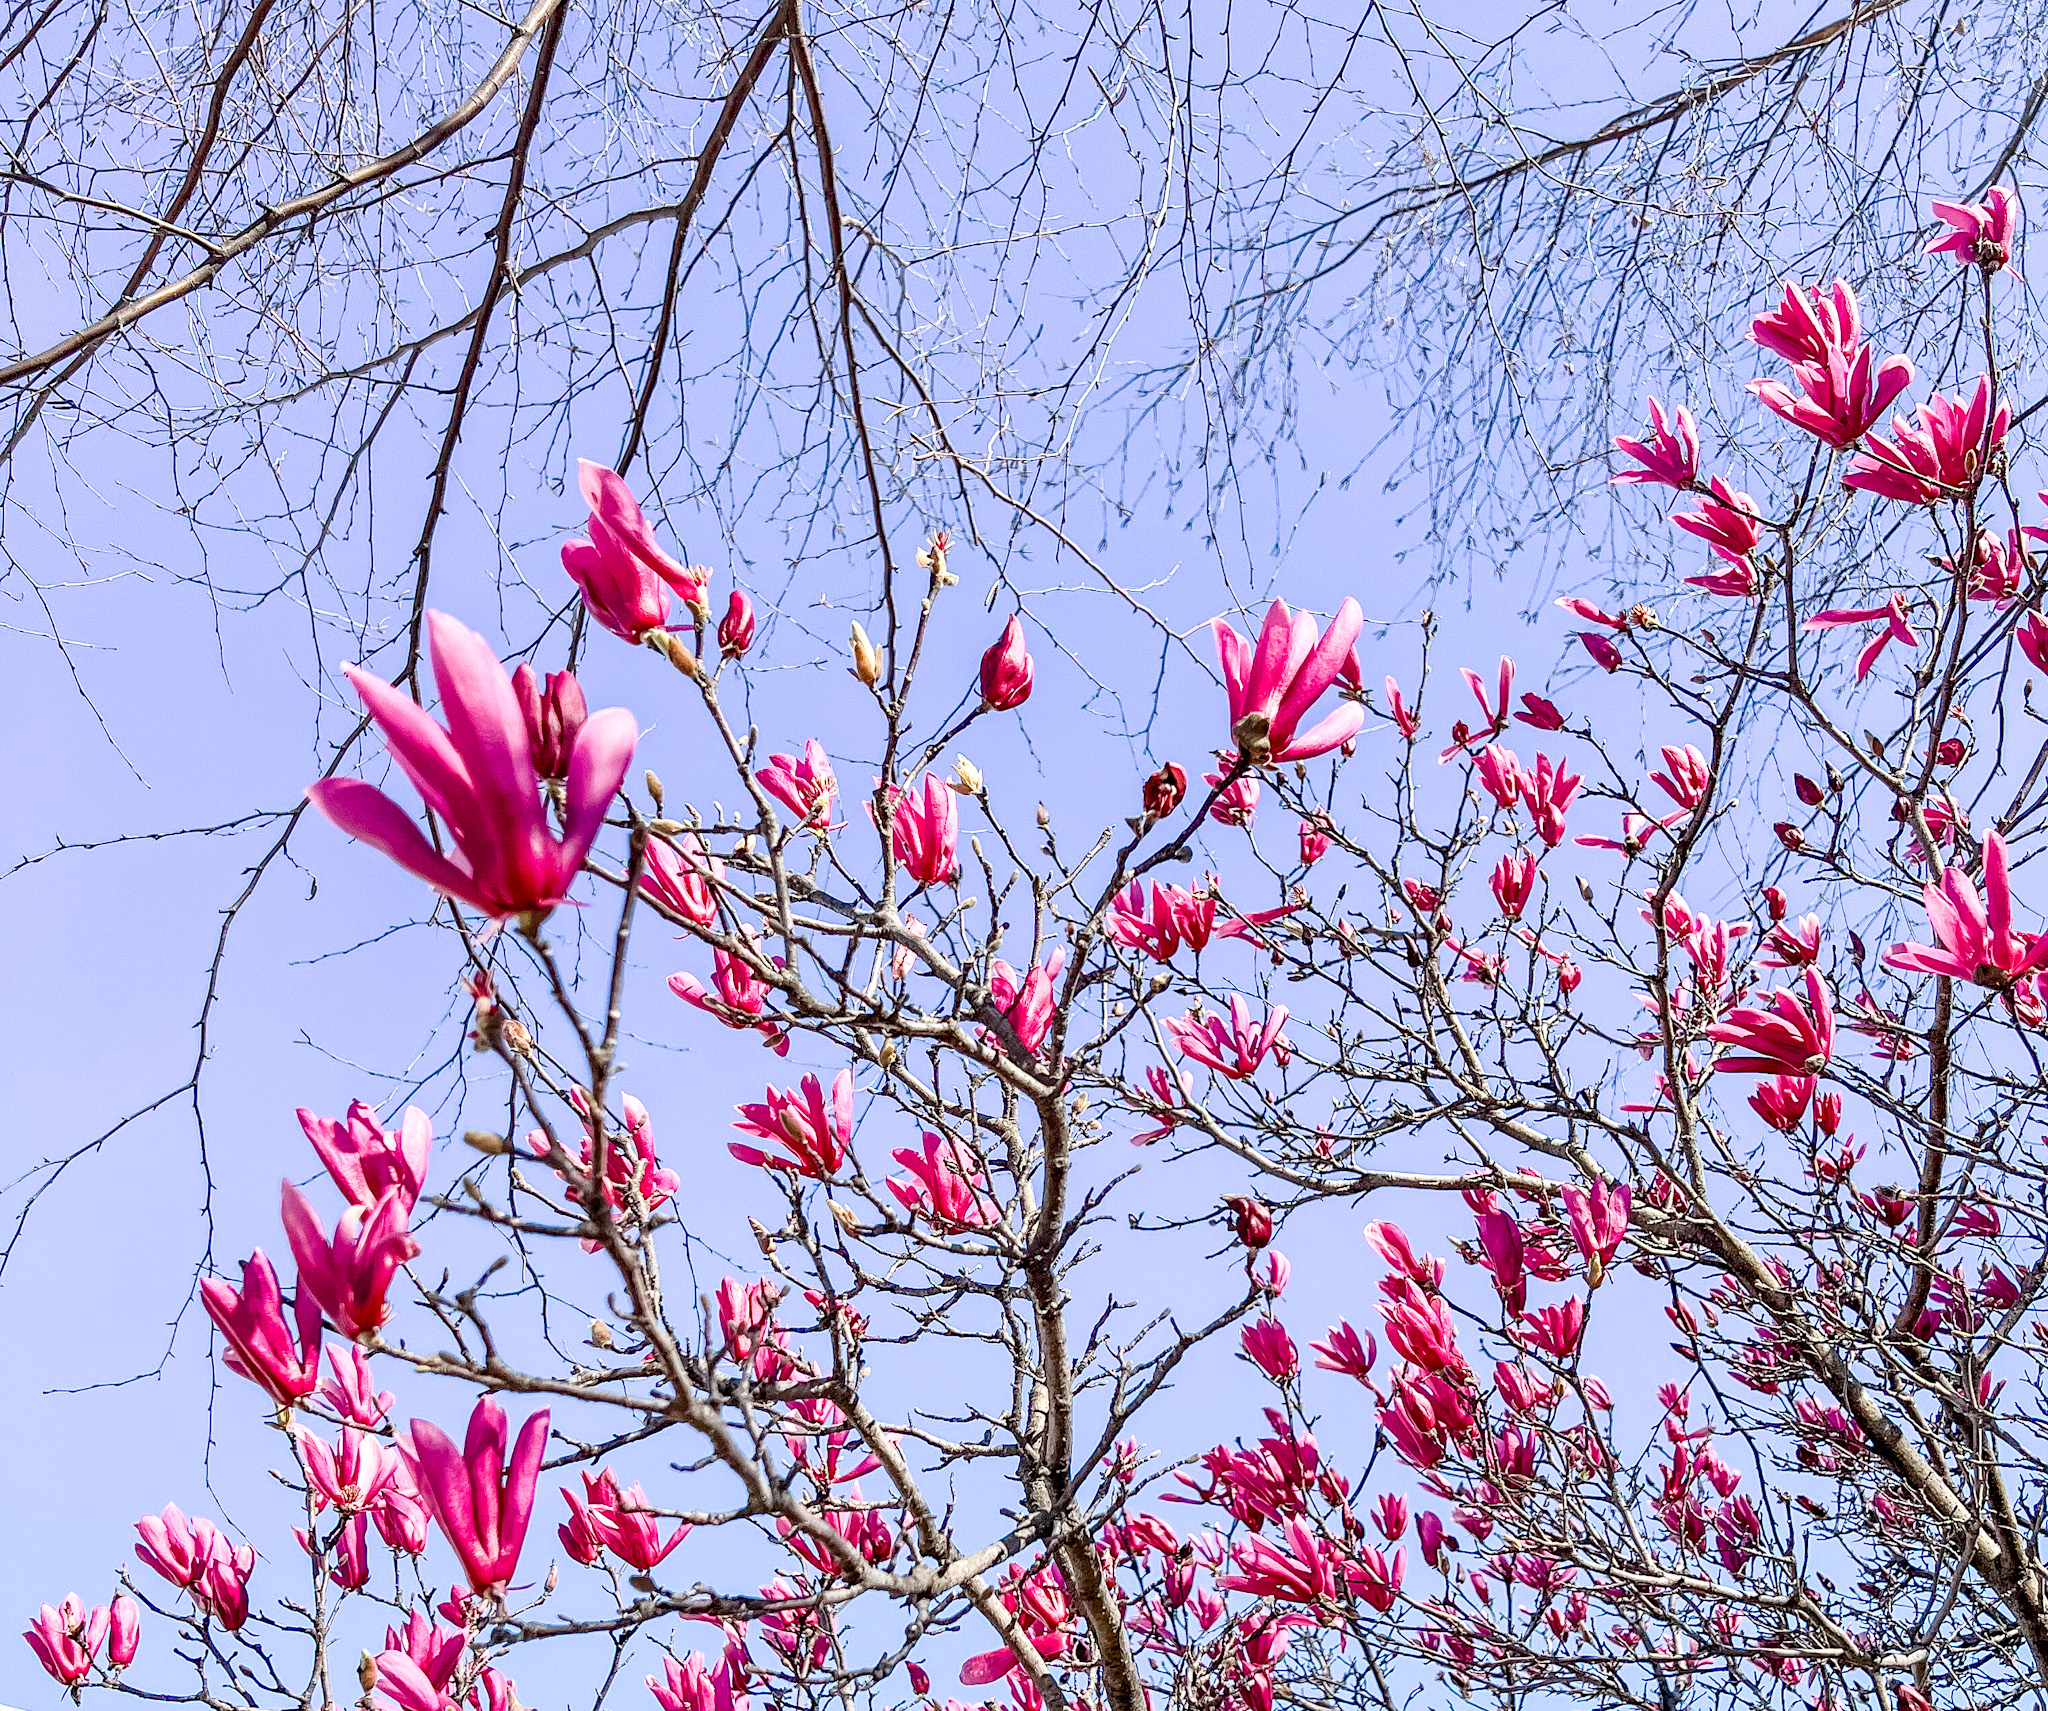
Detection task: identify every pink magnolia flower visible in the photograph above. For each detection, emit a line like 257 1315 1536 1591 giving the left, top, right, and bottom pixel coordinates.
1219 1517 1346 1605
1131 1064 1190 1146
202 1248 323 1407
584 1480 689 1571
1240 1318 1299 1381
400 1396 551 1598
1384 676 1420 740
1802 594 1919 682
372 1649 458 1711
108 1597 138 1668
320 1344 394 1427
307 611 638 922
980 614 1034 710
1299 817 1332 867
670 933 789 1052
1515 693 1565 731
1650 744 1711 811
23 1596 107 1685
1885 830 2048 988
558 1470 615 1566
882 774 960 886
888 1133 996 1231
1490 850 1536 920
563 460 703 641
1927 186 2020 275
1372 1493 1409 1542
511 665 587 781
1213 597 1366 762
1672 478 1761 567
649 1653 747 1711
641 833 722 926
1760 913 1822 968
719 591 756 658
1310 1321 1376 1380
1166 995 1290 1079
987 955 1059 1058
529 1091 679 1241
1845 377 2009 503
1574 811 1664 857
731 1069 854 1179
1748 280 1914 448
1473 744 1522 812
1687 557 1757 598
1520 1298 1587 1358
300 1425 401 1514
298 1100 431 1217
1707 967 1836 1076
757 740 838 831
134 1506 256 1629
1561 1180 1630 1284
1525 753 1583 848
282 1181 420 1342
372 1465 431 1555
1203 761 1262 827
1611 396 1698 488
1748 1074 1814 1133
1579 631 1624 672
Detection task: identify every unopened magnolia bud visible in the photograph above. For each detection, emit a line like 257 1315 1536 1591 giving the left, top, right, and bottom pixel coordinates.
1036 803 1050 828
645 770 665 810
950 755 984 795
359 1652 379 1694
464 1129 509 1155
749 1217 776 1257
828 1200 861 1233
647 629 699 677
588 1318 614 1349
630 1573 657 1593
849 621 882 685
879 1042 899 1069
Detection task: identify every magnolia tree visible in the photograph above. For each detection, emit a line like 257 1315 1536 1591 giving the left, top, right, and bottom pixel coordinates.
27 186 2048 1711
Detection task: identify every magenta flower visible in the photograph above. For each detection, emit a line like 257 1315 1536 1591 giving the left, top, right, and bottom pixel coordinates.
1384 676 1420 739
1515 693 1565 731
1686 557 1757 599
649 1653 748 1711
1845 377 2009 503
1672 477 1761 567
718 590 756 658
107 1596 138 1668
1473 743 1522 812
1748 1074 1815 1133
1219 1517 1346 1605
1165 995 1289 1080
298 1100 431 1217
986 955 1058 1058
1239 1317 1299 1381
529 1092 679 1244
201 1248 323 1408
880 773 959 886
1519 1297 1586 1358
887 1132 996 1231
670 932 789 1053
1748 280 1914 448
1299 817 1332 867
1611 396 1698 488
558 1470 614 1566
1927 186 2019 275
1310 1321 1376 1380
1561 1179 1630 1283
2021 609 2048 677
400 1396 551 1598
640 832 722 926
1202 761 1261 827
1525 753 1583 849
372 1650 457 1711
1708 967 1836 1076
1212 597 1365 762
584 1480 690 1571
1802 594 1919 682
301 1425 401 1514
511 664 587 781
561 460 699 641
979 614 1034 710
281 1181 420 1342
307 611 638 923
23 1596 107 1685
134 1506 255 1629
731 1069 854 1179
1885 831 2048 989
1650 743 1711 811
1490 850 1536 920
757 740 838 831
320 1344 395 1427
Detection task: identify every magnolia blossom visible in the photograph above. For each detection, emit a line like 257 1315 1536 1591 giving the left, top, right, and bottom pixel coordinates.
986 954 1059 1058
135 1506 256 1630
757 740 837 831
649 1653 747 1711
670 933 789 1053
888 1132 996 1231
1885 831 2048 988
23 1596 109 1685
300 1426 401 1514
1708 967 1836 1076
401 1397 550 1598
718 590 756 657
1562 1179 1630 1284
307 611 637 922
731 1069 854 1178
1748 279 1914 448
1672 478 1761 568
1213 597 1365 762
1490 850 1536 920
881 773 960 886
1649 744 1711 811
1202 761 1261 827
282 1181 419 1342
511 664 587 781
641 833 722 926
1802 594 1919 682
320 1344 394 1427
1166 995 1290 1080
298 1100 431 1216
201 1248 323 1407
1926 185 2019 275
562 460 701 641
1611 396 1698 488
1240 1318 1299 1381
1845 377 2009 504
979 614 1034 709
1524 753 1583 848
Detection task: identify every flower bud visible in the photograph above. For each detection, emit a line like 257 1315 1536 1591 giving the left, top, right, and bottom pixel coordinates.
646 628 699 677
950 755 984 795
1142 762 1187 819
1222 1194 1273 1249
849 621 882 685
979 614 1034 710
464 1129 510 1154
719 590 756 657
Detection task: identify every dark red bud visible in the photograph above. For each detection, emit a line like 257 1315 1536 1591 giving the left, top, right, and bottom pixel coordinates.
1794 774 1823 807
1773 821 1805 851
1142 762 1187 819
1222 1194 1273 1249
